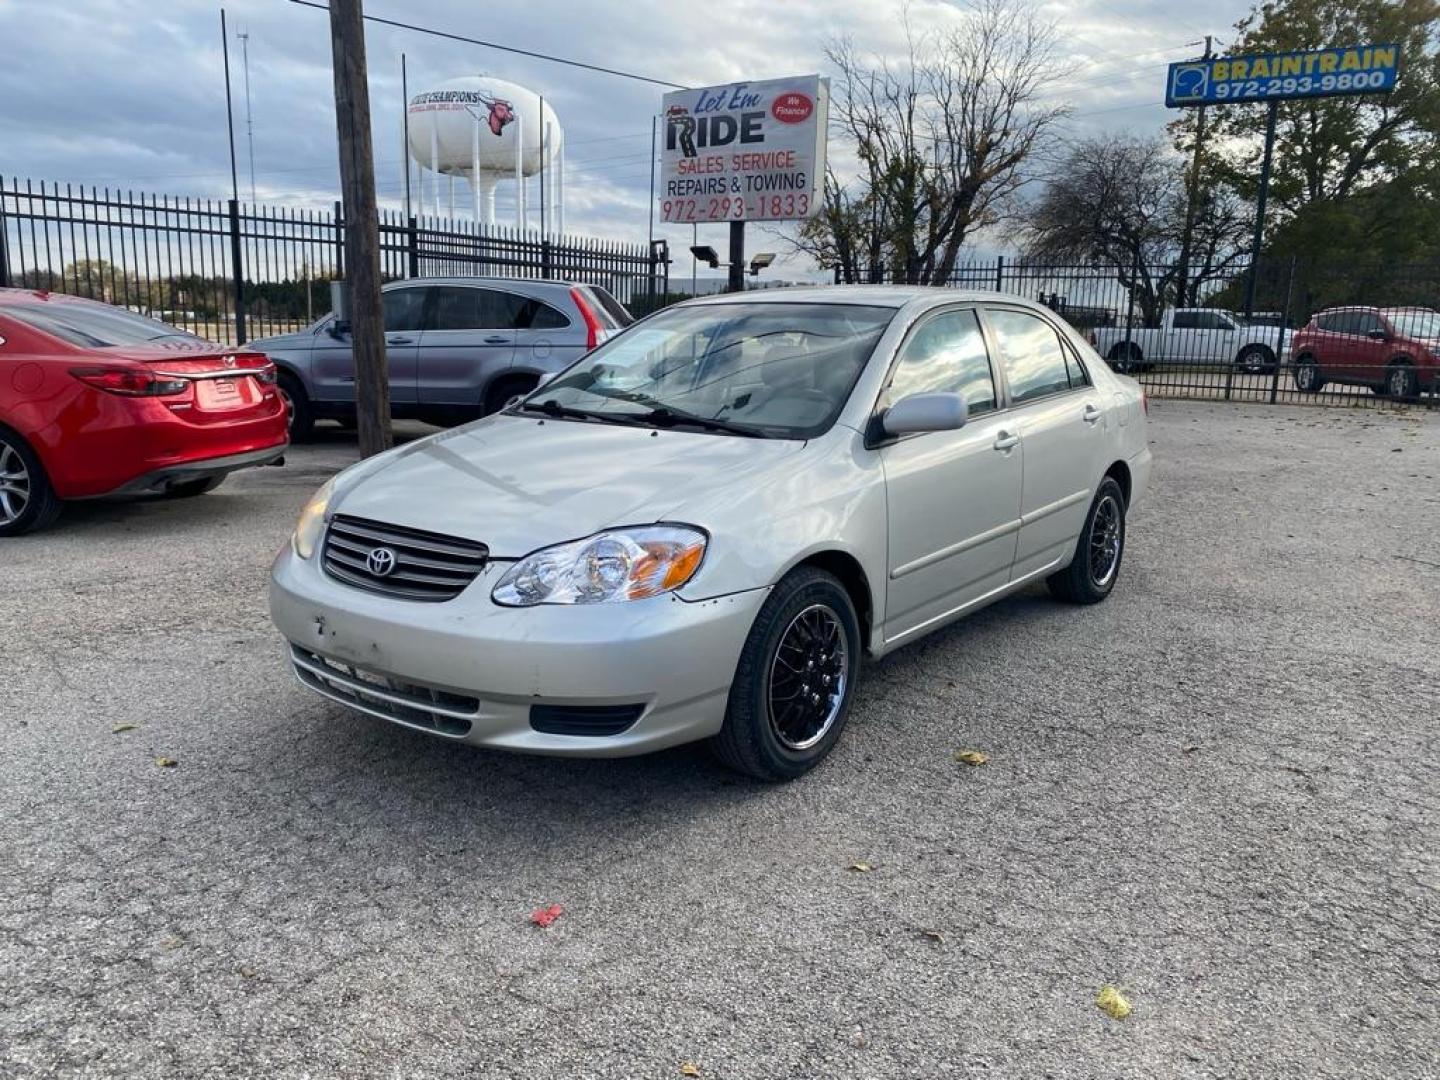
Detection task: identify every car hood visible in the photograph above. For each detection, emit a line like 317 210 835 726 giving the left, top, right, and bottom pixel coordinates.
248 330 313 353
330 414 807 557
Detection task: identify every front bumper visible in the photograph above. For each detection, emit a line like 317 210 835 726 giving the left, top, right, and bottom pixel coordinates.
269 545 768 756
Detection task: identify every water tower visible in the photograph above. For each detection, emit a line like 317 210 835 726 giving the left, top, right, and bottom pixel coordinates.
407 76 564 231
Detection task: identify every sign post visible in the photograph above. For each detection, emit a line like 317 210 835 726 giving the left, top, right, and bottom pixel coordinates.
659 75 828 291
1165 44 1401 316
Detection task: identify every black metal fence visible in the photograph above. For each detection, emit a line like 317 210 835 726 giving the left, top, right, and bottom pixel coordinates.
850 256 1440 409
0 177 669 346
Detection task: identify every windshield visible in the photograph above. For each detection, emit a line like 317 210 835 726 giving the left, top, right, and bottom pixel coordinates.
1386 309 1440 338
521 302 896 439
5 301 199 348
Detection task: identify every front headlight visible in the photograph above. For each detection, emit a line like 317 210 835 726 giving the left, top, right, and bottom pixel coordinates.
492 525 707 606
292 477 335 559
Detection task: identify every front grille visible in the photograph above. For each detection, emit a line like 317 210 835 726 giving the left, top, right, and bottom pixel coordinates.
291 645 478 737
530 703 644 737
323 514 489 602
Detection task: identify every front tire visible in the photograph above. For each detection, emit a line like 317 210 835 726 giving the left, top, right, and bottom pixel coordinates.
710 567 861 782
1294 356 1325 394
0 428 63 537
1384 361 1419 402
1047 477 1126 605
483 375 539 417
277 372 316 442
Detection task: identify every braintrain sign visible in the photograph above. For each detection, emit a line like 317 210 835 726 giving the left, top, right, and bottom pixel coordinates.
1166 44 1401 107
659 75 829 224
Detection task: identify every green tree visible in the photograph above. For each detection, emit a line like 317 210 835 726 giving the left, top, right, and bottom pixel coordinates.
1211 0 1440 259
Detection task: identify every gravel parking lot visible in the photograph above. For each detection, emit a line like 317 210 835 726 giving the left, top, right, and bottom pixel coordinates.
3 400 1437 1079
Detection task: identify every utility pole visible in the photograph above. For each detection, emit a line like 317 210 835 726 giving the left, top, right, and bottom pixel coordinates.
238 29 257 203
327 0 391 456
1176 34 1212 308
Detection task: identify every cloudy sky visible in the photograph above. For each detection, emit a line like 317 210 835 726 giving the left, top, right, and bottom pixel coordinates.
0 0 1256 277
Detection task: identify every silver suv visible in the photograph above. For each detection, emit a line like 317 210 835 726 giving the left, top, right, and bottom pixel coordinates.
251 277 631 439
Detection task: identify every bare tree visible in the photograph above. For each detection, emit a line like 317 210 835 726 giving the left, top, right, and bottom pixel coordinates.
1026 135 1250 324
794 0 1068 283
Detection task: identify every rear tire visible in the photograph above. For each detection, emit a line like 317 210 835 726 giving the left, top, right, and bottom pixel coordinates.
277 372 316 442
163 476 225 498
1384 361 1419 402
1047 477 1126 605
483 375 539 417
1238 344 1275 375
709 567 861 782
1108 343 1143 375
0 428 63 537
1293 356 1325 394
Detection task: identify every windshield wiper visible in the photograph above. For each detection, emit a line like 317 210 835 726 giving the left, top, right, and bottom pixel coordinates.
631 405 767 438
511 397 646 427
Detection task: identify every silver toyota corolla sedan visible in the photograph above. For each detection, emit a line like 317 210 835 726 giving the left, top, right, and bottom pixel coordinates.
270 287 1152 780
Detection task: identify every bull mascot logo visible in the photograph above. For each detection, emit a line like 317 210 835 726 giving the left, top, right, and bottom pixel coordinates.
466 94 516 137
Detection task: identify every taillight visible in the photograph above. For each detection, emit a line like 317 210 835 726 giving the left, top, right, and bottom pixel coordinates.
70 367 187 397
233 354 277 384
1141 392 1149 415
570 287 604 350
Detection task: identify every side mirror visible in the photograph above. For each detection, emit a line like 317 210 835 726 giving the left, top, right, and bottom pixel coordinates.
881 392 969 437
1366 328 1388 341
327 320 350 339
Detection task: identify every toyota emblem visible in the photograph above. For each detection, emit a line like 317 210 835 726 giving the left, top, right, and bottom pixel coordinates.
366 546 398 577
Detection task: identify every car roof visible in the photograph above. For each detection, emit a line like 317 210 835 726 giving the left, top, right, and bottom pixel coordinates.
0 288 101 307
382 277 579 291
677 285 1036 311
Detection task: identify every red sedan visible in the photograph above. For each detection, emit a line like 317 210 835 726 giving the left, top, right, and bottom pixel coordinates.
0 290 289 535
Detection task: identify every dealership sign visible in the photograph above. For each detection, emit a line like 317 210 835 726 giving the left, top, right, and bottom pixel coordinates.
1166 44 1400 107
659 75 829 224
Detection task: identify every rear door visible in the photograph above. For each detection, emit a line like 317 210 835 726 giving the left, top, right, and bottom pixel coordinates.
1326 311 1387 383
415 286 519 406
309 285 424 405
983 306 1109 582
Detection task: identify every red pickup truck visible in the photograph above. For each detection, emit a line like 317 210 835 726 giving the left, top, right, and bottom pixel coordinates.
1291 306 1440 400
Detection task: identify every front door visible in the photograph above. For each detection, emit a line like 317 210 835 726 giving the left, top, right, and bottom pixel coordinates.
309 285 424 406
982 306 1109 581
879 307 1023 647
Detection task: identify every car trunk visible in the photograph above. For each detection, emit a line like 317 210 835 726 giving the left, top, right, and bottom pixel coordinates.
109 342 277 422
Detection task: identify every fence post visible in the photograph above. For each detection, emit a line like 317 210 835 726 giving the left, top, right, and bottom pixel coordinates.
1268 256 1296 405
0 193 10 289
994 255 1005 293
227 198 247 346
541 237 552 280
333 199 344 278
1123 253 1138 364
406 215 419 278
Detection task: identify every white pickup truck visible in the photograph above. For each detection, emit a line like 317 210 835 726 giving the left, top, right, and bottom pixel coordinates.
1090 308 1290 374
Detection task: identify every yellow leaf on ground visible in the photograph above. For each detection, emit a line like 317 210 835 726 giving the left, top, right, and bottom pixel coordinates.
155 757 178 768
954 750 989 766
1096 984 1132 1019
848 862 872 873
112 724 139 734
680 1064 701 1077
921 929 944 944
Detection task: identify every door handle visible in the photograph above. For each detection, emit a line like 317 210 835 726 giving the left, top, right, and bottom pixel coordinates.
386 335 414 345
1082 404 1102 425
483 335 509 345
993 431 1019 452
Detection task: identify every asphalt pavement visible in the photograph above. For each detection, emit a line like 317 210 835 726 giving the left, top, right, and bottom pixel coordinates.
2 401 1437 1079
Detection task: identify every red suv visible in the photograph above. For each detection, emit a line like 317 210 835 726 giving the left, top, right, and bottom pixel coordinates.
0 290 289 535
1291 306 1440 400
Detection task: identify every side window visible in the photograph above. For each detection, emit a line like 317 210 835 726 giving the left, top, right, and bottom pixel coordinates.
986 308 1074 404
1313 312 1336 332
1331 312 1360 335
1171 311 1201 330
1354 311 1384 336
1062 342 1090 389
519 299 571 330
382 288 426 332
886 309 996 416
427 287 518 331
